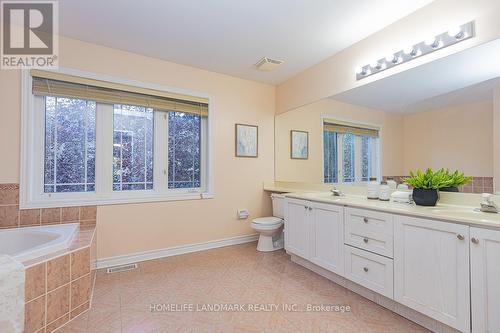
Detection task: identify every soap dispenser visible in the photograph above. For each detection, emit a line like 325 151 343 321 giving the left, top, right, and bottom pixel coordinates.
379 181 391 201
367 177 380 199
386 177 397 189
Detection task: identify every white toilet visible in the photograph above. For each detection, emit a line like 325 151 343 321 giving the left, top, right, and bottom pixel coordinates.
251 193 285 252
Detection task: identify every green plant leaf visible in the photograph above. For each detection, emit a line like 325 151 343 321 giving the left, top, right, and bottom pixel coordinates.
404 168 472 189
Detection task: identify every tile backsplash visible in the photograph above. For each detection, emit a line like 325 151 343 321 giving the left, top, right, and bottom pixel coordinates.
0 184 96 229
382 176 494 194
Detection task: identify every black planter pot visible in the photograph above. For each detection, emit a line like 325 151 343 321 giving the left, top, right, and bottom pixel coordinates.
412 188 439 206
440 186 459 192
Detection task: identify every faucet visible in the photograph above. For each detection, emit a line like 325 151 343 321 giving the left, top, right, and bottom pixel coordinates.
480 193 499 213
331 187 344 197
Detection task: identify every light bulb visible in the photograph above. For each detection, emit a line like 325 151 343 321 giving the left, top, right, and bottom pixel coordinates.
403 46 414 55
385 54 395 63
425 37 442 48
448 26 463 38
371 61 382 70
355 66 369 76
425 37 437 46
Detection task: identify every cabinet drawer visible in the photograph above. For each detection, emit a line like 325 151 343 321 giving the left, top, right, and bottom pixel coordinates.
345 207 394 257
344 245 394 299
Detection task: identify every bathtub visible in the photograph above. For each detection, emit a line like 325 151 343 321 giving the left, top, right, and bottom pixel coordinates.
0 223 79 262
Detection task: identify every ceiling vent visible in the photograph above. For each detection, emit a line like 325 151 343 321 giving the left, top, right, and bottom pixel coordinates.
255 57 284 71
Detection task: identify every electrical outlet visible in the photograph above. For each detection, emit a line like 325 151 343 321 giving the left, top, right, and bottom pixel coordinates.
237 209 249 219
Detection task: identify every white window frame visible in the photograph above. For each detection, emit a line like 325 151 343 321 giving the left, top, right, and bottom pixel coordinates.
321 116 381 185
20 68 214 208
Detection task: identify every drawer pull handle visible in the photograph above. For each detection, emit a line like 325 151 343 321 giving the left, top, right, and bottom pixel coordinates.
363 217 368 223
304 206 308 210
363 237 369 243
363 267 369 272
309 207 313 211
457 234 465 240
471 237 479 244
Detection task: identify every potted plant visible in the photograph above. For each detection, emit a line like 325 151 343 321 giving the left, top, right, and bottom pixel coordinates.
404 168 448 206
439 169 473 192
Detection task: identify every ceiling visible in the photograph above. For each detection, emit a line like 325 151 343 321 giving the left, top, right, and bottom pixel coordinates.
334 38 500 113
397 77 500 113
58 0 434 85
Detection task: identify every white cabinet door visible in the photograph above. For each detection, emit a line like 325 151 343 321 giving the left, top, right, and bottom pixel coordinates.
394 216 470 332
470 227 500 333
309 202 344 276
284 198 310 259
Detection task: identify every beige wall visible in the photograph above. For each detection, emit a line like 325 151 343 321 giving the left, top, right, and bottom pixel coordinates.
275 98 404 182
0 37 276 259
494 86 500 190
276 0 500 113
0 70 21 182
403 100 493 176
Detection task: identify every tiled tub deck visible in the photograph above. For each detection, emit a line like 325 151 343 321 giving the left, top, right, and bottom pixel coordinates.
0 183 98 333
23 226 97 333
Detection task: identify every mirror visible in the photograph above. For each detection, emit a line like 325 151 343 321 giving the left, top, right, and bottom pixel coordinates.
275 38 500 193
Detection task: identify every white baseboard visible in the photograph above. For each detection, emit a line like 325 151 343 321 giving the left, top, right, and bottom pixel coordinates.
96 233 259 269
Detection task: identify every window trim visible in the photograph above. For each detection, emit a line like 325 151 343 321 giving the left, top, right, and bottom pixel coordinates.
20 68 214 209
321 115 382 185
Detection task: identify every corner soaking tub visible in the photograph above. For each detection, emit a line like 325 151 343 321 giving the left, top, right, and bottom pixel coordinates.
0 223 79 262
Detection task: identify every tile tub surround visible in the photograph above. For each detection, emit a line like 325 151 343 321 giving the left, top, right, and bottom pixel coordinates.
23 227 96 333
0 184 97 229
56 242 428 333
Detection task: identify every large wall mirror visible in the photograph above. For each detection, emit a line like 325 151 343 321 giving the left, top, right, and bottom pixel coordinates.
275 38 500 193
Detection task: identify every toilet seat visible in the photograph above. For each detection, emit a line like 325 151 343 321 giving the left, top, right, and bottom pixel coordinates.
251 217 283 226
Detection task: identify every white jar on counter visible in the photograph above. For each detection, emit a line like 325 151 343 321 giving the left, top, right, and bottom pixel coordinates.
386 177 397 189
367 177 379 199
379 182 391 201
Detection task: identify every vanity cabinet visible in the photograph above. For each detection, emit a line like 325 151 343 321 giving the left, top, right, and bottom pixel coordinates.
284 198 344 275
283 194 500 333
470 227 500 333
309 201 344 275
394 216 470 332
284 198 311 259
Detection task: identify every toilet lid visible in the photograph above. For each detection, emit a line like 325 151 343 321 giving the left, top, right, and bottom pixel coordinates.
252 217 283 225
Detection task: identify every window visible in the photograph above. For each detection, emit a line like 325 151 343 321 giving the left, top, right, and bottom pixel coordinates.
21 70 211 208
44 97 96 193
323 120 379 183
113 105 154 191
168 111 201 189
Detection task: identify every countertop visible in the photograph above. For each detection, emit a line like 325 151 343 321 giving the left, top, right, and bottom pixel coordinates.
284 191 500 230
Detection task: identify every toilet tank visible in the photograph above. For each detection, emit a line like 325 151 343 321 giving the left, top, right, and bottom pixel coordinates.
271 193 285 218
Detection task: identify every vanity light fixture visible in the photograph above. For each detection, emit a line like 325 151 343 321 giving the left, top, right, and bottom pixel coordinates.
355 21 474 80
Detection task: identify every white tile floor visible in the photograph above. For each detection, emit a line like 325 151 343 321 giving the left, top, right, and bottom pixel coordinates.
58 243 429 333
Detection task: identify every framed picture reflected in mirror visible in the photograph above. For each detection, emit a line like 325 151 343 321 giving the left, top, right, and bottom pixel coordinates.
290 130 308 159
